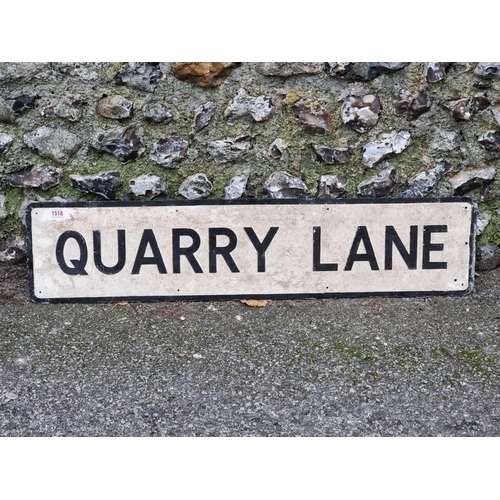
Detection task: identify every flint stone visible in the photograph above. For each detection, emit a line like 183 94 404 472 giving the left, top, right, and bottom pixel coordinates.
476 244 500 271
7 94 36 114
478 130 500 155
474 63 500 79
93 127 145 164
311 145 350 164
171 62 240 88
0 133 13 153
224 175 247 200
143 102 173 123
191 102 216 135
425 63 450 83
41 104 82 122
408 90 432 120
269 138 288 160
472 95 491 112
224 88 274 123
357 166 398 197
449 166 495 195
150 137 189 168
207 135 252 163
394 90 432 120
114 63 164 92
317 175 348 198
255 62 323 76
293 100 331 135
341 94 381 133
24 126 83 164
393 91 412 117
9 165 61 190
129 174 165 197
362 130 411 168
400 162 452 198
476 211 492 236
70 171 121 199
0 235 26 263
97 95 133 119
178 173 213 200
263 171 309 199
448 99 471 121
0 193 6 218
324 62 406 81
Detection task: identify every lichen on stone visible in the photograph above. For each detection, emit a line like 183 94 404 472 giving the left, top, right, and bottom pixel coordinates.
23 127 83 164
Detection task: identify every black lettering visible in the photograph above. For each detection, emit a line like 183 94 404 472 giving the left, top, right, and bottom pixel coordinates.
93 230 126 275
55 230 88 275
344 226 379 271
131 229 167 274
385 225 418 270
312 226 338 271
244 226 279 272
172 228 203 274
422 225 447 270
209 228 240 273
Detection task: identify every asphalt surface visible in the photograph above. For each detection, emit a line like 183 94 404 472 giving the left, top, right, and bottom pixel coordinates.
1 264 500 436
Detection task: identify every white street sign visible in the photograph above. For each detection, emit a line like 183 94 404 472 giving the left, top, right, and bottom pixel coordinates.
27 199 475 302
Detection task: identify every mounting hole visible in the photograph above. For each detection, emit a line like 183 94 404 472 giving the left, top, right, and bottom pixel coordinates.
454 279 457 282
465 242 468 245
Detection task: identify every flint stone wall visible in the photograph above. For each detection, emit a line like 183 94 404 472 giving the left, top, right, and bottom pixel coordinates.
1 62 500 269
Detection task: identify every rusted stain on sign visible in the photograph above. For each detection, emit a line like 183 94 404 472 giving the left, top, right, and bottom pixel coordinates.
26 199 476 303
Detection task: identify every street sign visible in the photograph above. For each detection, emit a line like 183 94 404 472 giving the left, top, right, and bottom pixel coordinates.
26 198 476 303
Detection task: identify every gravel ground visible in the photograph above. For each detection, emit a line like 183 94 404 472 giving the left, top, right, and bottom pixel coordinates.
1 264 499 436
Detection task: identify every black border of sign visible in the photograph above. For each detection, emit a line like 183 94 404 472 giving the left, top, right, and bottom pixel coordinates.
26 197 477 304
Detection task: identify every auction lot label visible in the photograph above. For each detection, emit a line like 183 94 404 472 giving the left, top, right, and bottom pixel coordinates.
27 199 475 303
